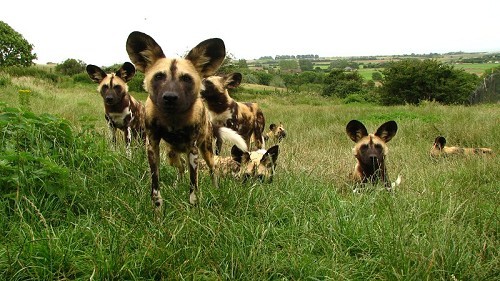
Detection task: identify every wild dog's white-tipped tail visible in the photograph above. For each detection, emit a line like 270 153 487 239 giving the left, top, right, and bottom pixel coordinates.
391 174 402 188
219 127 248 152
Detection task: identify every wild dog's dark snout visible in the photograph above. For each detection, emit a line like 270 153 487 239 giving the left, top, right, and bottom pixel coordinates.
162 92 178 103
105 96 114 104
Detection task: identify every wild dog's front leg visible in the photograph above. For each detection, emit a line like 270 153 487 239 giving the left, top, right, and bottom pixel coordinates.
124 126 132 157
188 146 200 205
254 110 266 149
146 136 162 207
105 115 117 148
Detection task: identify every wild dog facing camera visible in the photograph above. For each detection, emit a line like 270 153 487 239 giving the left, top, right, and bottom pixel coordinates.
346 120 398 190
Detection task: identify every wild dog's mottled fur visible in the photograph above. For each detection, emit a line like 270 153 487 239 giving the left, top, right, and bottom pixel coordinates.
430 136 493 157
86 62 145 154
200 145 279 182
126 31 246 207
231 145 279 182
264 122 287 143
346 120 398 190
201 72 266 153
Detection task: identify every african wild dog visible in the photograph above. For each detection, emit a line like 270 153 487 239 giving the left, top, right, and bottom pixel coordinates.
230 144 279 182
430 136 493 157
346 120 399 191
201 144 279 181
126 31 247 207
264 122 287 144
86 62 145 155
201 72 266 154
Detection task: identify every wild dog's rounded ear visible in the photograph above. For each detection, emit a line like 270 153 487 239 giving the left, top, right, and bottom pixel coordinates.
185 38 225 77
231 145 245 163
346 120 368 142
261 145 279 167
375 120 398 143
225 73 242 89
435 136 446 148
116 62 136 82
86 65 107 83
126 31 166 73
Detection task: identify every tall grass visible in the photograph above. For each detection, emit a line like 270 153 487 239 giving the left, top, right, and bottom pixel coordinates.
0 73 498 280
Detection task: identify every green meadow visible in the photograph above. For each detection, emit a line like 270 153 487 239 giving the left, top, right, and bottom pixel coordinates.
0 72 499 280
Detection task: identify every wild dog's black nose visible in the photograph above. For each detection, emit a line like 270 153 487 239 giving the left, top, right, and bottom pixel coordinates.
279 131 286 140
105 96 114 104
257 174 265 182
162 92 178 103
242 173 251 183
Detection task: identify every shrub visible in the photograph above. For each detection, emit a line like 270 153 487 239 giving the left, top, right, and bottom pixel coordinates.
55 58 86 76
380 59 480 105
0 73 11 86
0 104 75 199
3 66 60 83
128 72 146 93
73 72 93 84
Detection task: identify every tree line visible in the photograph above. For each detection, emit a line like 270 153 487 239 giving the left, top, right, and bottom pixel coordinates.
2 20 498 106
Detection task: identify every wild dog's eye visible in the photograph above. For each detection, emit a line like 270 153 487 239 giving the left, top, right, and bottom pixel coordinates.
180 74 192 83
360 144 369 150
113 85 122 92
101 85 109 91
374 144 383 150
154 72 166 81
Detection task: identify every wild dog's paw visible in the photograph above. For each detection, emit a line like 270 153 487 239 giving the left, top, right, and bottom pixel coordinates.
152 190 163 207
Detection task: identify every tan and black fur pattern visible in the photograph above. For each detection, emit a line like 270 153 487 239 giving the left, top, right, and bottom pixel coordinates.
201 72 266 154
126 31 246 207
231 145 279 182
264 122 287 144
430 136 493 157
346 120 398 190
201 145 279 182
86 62 145 155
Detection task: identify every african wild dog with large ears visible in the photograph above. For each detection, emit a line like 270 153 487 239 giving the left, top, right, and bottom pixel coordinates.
346 120 399 191
430 136 493 157
201 72 266 154
126 31 247 207
86 62 145 155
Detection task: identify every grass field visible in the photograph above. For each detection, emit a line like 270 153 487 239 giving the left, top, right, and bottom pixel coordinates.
1 72 499 280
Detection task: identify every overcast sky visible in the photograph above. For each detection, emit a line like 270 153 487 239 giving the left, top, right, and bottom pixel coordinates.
2 0 499 66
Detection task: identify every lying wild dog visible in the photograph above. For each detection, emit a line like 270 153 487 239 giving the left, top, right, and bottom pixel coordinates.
430 136 493 157
264 122 287 143
230 144 279 182
86 62 145 155
346 120 399 191
126 31 247 207
201 72 266 154
201 145 279 181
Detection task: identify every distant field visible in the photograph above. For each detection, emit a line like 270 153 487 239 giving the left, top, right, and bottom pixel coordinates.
453 63 499 75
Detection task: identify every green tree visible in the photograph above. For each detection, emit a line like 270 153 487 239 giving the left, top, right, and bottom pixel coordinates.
380 59 479 105
299 59 314 71
328 59 359 70
322 69 364 98
0 21 37 67
279 60 299 73
55 59 86 76
371 71 383 81
237 59 248 70
253 71 273 85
